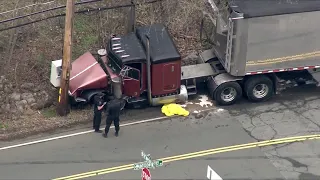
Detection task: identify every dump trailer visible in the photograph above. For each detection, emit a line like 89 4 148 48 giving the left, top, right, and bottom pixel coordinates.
65 0 320 107
199 0 320 105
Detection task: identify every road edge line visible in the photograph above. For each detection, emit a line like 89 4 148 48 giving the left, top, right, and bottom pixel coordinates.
0 107 216 151
0 116 167 151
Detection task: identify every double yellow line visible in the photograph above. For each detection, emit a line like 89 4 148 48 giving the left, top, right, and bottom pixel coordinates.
247 51 320 66
53 134 320 180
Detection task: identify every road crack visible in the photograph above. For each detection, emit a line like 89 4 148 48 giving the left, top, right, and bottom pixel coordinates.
280 102 320 130
270 147 320 180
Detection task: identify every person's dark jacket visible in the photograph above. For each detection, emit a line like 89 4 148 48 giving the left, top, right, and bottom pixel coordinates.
106 98 122 119
93 95 104 112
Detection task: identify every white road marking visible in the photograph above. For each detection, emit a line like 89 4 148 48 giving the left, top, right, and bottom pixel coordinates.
207 165 223 180
0 107 216 151
0 116 166 151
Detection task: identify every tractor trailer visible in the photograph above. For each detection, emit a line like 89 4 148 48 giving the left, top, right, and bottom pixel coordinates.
59 0 320 108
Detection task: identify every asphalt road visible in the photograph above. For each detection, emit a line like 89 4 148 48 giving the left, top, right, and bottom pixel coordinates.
1 86 320 180
0 109 283 180
229 86 320 180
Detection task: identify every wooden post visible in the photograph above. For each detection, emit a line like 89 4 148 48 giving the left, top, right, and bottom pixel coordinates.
57 0 75 116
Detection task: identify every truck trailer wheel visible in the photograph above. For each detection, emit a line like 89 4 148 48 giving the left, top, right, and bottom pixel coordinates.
244 75 274 102
214 81 242 106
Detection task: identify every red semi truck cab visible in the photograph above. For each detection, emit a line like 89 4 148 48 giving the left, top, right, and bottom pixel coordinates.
69 24 188 108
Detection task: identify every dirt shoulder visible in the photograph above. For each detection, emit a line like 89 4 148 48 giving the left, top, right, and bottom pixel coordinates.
0 107 92 141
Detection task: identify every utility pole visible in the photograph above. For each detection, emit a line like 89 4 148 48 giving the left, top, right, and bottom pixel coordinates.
127 0 136 33
57 0 75 116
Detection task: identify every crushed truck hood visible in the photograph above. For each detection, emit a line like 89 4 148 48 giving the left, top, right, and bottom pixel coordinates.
69 52 108 96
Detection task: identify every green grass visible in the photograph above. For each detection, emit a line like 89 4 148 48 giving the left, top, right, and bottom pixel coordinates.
74 16 89 33
37 52 45 64
82 34 99 49
72 15 99 59
41 107 57 118
0 122 8 129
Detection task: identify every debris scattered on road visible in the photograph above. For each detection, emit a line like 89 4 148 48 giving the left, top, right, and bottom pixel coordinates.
195 95 213 108
181 95 213 108
180 101 194 108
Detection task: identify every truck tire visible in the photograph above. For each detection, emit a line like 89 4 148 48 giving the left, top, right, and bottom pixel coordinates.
244 75 274 102
214 81 242 106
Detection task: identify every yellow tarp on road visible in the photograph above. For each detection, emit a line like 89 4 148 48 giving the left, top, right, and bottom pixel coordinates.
161 103 190 117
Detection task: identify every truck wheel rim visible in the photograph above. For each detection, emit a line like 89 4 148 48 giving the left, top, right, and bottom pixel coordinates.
221 87 237 102
253 84 269 99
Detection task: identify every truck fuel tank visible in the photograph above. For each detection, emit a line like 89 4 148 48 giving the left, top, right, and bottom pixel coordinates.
151 85 188 106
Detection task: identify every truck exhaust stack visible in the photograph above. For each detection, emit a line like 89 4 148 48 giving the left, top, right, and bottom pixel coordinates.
145 35 152 106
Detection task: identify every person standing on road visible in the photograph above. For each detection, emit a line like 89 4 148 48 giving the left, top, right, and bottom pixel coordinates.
93 93 106 133
103 97 123 138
